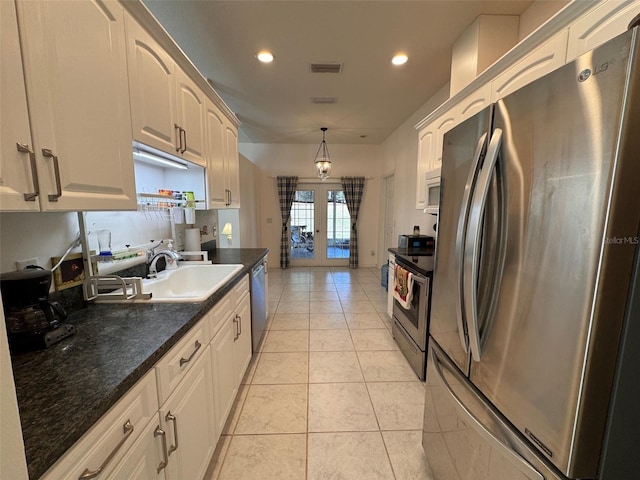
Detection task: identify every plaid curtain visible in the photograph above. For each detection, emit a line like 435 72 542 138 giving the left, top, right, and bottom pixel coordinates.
341 176 365 269
277 176 298 268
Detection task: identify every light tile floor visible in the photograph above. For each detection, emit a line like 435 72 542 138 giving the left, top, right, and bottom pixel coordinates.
205 266 434 480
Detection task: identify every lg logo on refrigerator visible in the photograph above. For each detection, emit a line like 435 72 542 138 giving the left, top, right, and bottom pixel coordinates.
578 62 610 82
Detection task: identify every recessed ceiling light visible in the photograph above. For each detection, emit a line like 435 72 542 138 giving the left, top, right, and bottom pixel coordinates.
391 53 408 66
256 50 274 63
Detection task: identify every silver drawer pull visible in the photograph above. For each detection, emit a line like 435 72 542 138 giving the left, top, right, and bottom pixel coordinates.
179 340 201 366
154 426 168 473
16 143 39 201
42 148 62 201
78 420 134 479
165 411 179 455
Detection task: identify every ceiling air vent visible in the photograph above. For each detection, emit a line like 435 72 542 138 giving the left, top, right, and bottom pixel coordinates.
312 97 338 105
310 62 343 74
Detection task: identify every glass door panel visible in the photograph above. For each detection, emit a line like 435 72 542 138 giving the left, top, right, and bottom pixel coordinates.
290 185 349 266
326 190 350 259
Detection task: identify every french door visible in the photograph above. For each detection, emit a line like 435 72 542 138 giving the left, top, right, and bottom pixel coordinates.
290 183 350 267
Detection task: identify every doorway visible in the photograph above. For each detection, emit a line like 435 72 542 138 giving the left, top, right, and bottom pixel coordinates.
290 184 350 267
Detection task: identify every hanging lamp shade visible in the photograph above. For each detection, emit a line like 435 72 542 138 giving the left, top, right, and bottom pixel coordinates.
314 127 331 179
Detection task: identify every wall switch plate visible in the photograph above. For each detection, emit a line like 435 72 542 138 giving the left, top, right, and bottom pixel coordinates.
16 257 39 269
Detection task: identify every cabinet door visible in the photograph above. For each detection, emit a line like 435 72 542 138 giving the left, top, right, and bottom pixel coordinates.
175 69 206 166
126 14 178 156
233 292 253 386
225 123 241 208
106 418 167 480
160 348 216 480
205 101 228 208
567 0 640 61
433 113 457 170
0 0 39 211
457 83 491 123
211 315 238 436
17 0 136 211
416 126 435 210
490 30 568 102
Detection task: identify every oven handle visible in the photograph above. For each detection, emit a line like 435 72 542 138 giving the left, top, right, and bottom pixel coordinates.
463 128 502 362
455 132 488 354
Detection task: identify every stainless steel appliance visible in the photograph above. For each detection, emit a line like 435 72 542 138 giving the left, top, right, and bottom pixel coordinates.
392 253 433 379
423 29 640 479
0 267 73 350
397 234 435 254
250 258 267 352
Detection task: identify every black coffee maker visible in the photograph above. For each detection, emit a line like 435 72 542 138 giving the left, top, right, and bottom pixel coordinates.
1 266 75 350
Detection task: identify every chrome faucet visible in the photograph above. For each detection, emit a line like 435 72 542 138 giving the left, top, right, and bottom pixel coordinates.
147 250 182 278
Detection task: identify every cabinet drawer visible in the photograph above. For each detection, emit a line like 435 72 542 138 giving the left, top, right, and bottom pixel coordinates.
41 371 157 480
231 274 249 305
155 318 209 405
207 291 234 340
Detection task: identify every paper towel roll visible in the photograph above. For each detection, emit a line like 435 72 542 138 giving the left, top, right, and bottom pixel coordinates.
184 228 201 258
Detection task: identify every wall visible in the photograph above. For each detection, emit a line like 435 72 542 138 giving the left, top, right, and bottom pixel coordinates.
379 83 451 251
518 0 570 40
238 154 261 248
239 143 382 268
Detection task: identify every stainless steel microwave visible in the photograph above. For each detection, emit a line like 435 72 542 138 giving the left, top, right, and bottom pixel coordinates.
424 168 441 213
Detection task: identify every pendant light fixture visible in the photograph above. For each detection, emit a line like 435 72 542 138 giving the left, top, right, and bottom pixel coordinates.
314 127 332 180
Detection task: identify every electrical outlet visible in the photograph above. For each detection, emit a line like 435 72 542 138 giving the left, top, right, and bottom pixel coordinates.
16 257 39 269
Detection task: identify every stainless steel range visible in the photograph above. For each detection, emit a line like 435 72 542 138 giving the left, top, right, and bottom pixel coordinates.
391 252 434 380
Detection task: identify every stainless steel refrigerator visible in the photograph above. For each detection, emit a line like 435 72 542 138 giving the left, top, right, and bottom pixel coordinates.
423 28 640 480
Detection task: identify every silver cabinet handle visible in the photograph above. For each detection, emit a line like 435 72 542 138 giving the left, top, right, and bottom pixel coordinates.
78 420 134 479
232 316 238 341
165 411 179 455
179 339 201 366
236 313 242 336
41 148 62 201
16 143 39 201
154 426 168 473
180 128 187 154
174 123 182 153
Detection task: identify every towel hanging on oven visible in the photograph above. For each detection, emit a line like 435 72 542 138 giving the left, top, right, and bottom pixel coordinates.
393 265 414 309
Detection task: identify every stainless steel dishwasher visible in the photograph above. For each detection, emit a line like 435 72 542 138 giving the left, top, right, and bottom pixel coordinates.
250 258 267 352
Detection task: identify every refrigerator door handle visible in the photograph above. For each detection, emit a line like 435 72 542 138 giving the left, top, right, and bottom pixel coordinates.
455 132 488 354
463 128 503 362
430 345 544 480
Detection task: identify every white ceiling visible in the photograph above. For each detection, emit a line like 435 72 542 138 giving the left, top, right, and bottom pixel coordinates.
143 0 537 145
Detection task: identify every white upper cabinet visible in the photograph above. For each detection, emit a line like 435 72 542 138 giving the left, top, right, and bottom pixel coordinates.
490 30 569 102
205 98 241 208
126 13 207 167
416 126 436 209
0 0 39 212
126 14 178 157
566 0 640 61
225 123 241 208
205 100 228 207
9 0 137 211
175 70 206 166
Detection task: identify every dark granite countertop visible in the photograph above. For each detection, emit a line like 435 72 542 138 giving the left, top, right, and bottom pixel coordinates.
10 248 268 480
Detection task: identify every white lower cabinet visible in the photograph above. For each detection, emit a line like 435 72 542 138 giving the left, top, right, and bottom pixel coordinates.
233 292 253 386
41 371 158 480
210 276 252 438
211 314 239 435
41 274 253 480
159 347 217 480
106 417 167 480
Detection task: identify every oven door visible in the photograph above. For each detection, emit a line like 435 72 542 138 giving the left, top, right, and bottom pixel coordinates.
393 269 429 351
